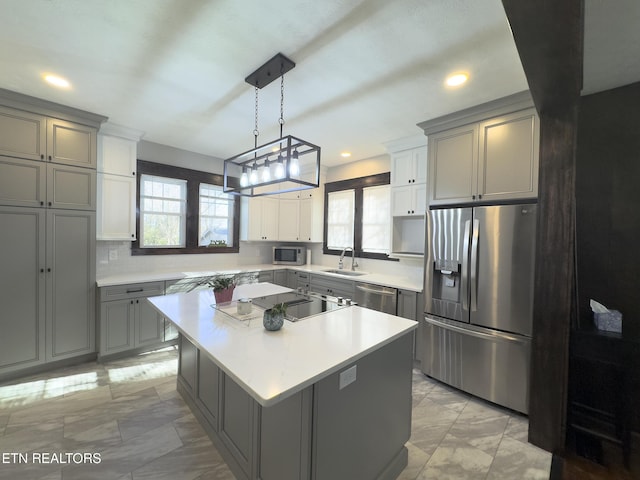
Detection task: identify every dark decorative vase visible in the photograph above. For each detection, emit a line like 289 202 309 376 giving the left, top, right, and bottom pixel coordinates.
213 286 234 304
263 309 284 331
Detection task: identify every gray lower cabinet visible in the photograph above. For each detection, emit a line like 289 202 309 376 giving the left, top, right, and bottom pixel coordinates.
272 269 287 287
257 270 273 283
177 333 411 480
310 273 354 299
98 282 166 358
0 207 95 377
396 289 424 362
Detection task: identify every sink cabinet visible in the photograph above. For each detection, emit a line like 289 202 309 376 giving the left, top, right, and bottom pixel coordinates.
310 274 354 300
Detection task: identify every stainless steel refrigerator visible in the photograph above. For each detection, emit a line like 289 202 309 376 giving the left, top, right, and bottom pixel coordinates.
421 203 536 413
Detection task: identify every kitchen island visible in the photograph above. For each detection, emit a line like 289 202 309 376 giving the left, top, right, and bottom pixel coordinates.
148 287 417 480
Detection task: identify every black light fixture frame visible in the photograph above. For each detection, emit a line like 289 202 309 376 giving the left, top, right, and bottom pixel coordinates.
223 53 321 197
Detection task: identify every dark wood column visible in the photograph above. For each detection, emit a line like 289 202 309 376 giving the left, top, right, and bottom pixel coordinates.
501 0 583 453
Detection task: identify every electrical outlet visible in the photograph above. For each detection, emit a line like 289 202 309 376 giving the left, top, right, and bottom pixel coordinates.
108 249 118 261
339 365 357 390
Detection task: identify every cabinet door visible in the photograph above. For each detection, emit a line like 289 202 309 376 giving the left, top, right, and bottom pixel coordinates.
390 150 414 186
136 298 164 346
0 207 46 374
47 210 96 360
413 147 428 184
97 172 136 240
197 353 221 430
0 156 46 207
273 270 288 287
47 118 97 169
98 134 136 176
396 289 417 320
47 163 97 210
100 299 135 356
0 106 46 161
287 270 298 289
412 183 427 215
391 186 413 216
477 109 539 202
261 197 279 240
220 372 255 477
429 124 478 205
298 197 313 242
278 198 300 241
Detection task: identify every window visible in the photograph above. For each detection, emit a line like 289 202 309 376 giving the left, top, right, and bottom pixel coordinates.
323 172 394 261
132 161 240 255
199 183 235 247
139 175 187 247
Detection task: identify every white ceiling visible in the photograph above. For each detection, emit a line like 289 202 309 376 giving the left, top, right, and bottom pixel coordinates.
1 0 638 166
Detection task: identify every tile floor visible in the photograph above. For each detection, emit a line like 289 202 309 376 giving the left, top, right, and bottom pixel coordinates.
0 347 551 480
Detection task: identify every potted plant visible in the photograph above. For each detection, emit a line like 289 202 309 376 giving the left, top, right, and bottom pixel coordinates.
208 275 236 304
263 302 287 331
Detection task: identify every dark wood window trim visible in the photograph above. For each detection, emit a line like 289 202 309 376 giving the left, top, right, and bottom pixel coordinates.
132 160 240 255
323 172 397 261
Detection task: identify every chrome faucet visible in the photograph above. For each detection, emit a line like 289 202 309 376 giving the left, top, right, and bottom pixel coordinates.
338 247 359 271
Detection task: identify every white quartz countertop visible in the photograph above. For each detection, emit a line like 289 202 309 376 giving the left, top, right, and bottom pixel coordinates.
147 288 417 407
97 263 422 292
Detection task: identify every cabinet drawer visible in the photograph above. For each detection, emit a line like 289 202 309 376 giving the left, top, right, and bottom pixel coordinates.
310 274 354 297
100 281 165 302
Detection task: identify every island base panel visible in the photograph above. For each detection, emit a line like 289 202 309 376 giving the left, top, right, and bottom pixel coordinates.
177 332 413 480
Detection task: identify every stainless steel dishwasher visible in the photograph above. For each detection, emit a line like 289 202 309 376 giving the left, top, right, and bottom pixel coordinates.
354 282 397 315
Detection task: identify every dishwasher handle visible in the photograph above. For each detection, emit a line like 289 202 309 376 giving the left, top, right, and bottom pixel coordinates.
355 284 396 296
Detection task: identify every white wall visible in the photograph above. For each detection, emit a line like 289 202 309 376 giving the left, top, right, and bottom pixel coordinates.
325 154 389 182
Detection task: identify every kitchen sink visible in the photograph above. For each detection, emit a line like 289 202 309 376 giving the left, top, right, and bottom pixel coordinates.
322 269 367 277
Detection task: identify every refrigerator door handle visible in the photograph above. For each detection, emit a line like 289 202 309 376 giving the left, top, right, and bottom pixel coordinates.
424 316 530 345
470 218 479 311
461 219 471 312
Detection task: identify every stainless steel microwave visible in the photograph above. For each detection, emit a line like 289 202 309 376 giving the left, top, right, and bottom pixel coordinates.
273 246 306 265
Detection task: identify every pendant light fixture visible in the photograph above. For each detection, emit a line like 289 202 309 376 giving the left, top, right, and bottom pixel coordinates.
223 53 321 197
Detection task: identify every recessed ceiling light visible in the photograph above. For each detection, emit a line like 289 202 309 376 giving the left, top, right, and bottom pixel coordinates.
445 73 468 87
43 74 71 89
340 152 351 158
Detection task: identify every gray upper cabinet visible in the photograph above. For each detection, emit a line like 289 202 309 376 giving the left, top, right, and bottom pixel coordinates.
0 106 46 161
46 118 97 168
429 124 478 205
0 156 96 210
422 92 539 206
0 106 97 168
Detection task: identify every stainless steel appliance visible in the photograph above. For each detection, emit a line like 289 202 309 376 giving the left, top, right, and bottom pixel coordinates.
273 246 306 265
354 283 397 315
253 290 348 321
422 203 536 413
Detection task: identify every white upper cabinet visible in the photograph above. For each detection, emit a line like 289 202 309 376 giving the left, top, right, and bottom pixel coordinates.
391 146 427 187
96 125 143 241
421 92 540 206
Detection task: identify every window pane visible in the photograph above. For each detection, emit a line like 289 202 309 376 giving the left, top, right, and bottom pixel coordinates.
199 183 235 247
140 174 187 247
327 190 354 249
362 185 390 254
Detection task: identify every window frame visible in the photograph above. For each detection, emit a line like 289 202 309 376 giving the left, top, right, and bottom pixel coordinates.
323 172 397 261
132 160 240 255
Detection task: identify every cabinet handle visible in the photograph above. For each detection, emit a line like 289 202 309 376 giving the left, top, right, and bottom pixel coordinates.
126 288 144 293
48 155 52 161
131 300 134 304
48 202 52 206
478 194 482 199
472 195 476 200
132 172 136 176
40 268 44 273
40 201 44 206
40 154 44 160
47 268 51 272
136 300 139 304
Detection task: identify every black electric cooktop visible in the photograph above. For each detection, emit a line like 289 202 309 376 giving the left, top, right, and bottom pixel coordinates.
252 291 350 322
